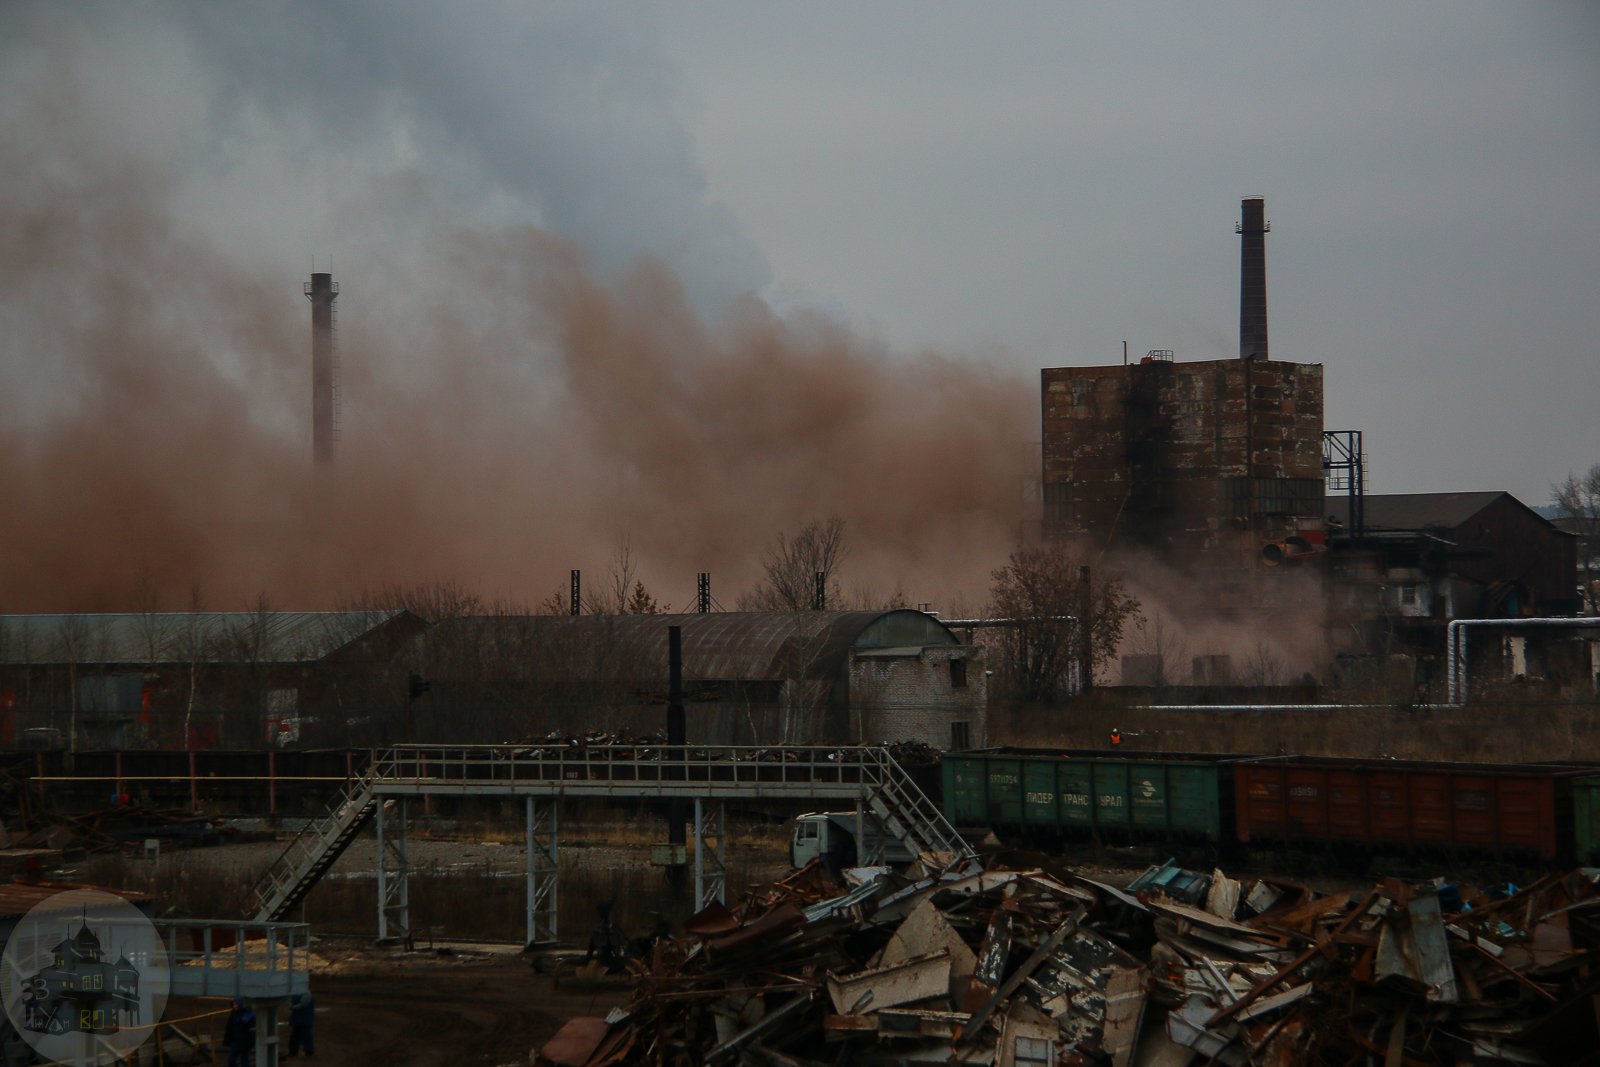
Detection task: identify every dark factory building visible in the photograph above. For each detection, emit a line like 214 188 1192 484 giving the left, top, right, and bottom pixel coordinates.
1325 492 1585 694
0 611 425 750
1326 491 1580 623
1040 197 1325 611
1041 355 1325 586
402 609 987 750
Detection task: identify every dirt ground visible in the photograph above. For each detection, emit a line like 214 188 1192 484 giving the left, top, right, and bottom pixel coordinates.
168 949 630 1067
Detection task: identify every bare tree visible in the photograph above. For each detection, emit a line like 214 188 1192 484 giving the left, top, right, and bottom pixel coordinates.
987 544 1141 703
1553 464 1600 590
343 580 513 621
1122 615 1188 686
740 517 850 611
1241 640 1286 687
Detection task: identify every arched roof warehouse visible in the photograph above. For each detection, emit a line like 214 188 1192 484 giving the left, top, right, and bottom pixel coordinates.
432 609 960 684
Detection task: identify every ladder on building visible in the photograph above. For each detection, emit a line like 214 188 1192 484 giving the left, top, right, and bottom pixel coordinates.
246 776 378 922
242 744 972 930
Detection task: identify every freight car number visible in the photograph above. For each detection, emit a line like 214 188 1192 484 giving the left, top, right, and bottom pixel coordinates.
990 774 1018 786
1026 792 1055 805
1289 786 1319 799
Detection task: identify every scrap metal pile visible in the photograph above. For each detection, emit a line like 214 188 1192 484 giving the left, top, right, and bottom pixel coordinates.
535 855 1600 1067
0 764 231 856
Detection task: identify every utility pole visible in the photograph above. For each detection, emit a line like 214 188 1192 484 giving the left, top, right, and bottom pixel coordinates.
667 626 686 888
1078 565 1093 694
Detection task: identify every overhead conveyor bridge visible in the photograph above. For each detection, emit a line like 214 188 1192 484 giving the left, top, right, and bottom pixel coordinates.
244 744 969 945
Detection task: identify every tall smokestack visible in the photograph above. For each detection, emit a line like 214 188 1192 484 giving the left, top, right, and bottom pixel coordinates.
305 271 338 464
1237 197 1269 360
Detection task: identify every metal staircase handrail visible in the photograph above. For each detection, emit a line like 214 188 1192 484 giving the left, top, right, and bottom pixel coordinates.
245 771 379 921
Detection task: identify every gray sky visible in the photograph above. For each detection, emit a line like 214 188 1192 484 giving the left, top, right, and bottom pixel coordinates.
12 0 1593 504
656 2 1600 503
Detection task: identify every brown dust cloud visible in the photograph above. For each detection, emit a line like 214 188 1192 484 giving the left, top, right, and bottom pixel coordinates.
0 74 1035 615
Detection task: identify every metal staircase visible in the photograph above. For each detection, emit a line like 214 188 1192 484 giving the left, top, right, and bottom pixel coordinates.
862 751 971 860
246 776 378 922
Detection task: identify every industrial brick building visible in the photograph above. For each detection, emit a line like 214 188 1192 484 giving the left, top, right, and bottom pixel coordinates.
1041 198 1326 612
404 609 987 749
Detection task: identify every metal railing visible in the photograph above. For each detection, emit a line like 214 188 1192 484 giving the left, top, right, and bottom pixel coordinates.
160 920 312 999
364 743 910 797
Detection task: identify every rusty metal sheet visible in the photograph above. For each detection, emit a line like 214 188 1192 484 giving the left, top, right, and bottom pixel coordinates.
1407 892 1459 1004
882 897 977 1003
876 1008 971 1041
973 911 1012 989
707 901 806 952
1149 901 1274 939
685 899 740 937
1234 982 1313 1023
827 950 952 1015
538 1017 609 1067
1102 965 1149 1067
1167 994 1245 1066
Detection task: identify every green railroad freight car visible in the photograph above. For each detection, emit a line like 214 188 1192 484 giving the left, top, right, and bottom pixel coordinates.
942 748 1250 845
1574 775 1600 865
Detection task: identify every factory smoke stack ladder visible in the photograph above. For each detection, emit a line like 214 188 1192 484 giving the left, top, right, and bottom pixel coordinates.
1237 197 1270 360
304 271 340 464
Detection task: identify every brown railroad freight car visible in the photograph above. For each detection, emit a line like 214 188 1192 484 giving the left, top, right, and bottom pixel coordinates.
1235 756 1589 862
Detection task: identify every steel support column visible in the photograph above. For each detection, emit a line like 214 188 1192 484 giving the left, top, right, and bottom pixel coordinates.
526 796 558 945
253 999 286 1067
693 798 725 913
855 798 883 867
376 798 409 944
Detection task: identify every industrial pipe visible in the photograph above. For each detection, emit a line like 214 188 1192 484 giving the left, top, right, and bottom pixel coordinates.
933 617 1078 627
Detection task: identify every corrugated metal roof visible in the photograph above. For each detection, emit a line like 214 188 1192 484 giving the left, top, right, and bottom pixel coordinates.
0 612 410 666
1325 492 1510 532
431 610 958 682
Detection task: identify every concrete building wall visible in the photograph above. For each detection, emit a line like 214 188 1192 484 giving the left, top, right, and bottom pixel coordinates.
847 644 987 749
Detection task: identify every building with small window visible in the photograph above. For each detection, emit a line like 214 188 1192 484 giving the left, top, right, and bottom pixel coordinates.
404 609 987 749
1324 492 1586 694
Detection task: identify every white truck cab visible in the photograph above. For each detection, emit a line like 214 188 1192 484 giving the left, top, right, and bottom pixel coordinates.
789 812 918 871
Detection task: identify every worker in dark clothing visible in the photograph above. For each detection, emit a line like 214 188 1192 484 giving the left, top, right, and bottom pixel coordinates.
286 992 315 1058
223 997 256 1067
